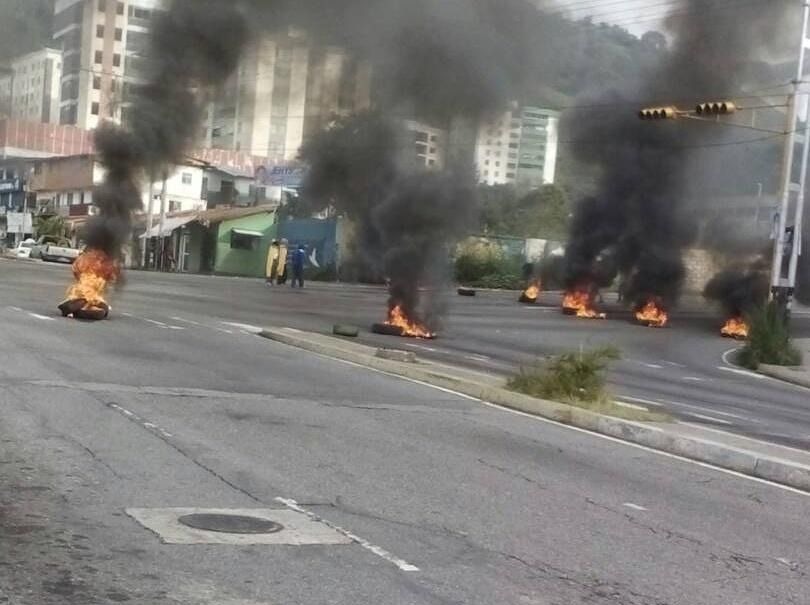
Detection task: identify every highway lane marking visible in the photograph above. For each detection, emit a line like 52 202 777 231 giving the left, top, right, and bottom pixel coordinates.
663 361 687 369
108 403 174 439
616 396 760 423
274 498 419 572
402 343 439 353
642 363 664 369
684 413 734 426
721 346 744 367
717 366 766 380
221 321 264 334
28 313 55 321
8 306 23 312
622 503 647 511
172 316 202 326
682 376 705 382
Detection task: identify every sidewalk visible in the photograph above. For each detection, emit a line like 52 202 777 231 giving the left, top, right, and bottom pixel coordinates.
258 326 810 492
759 338 810 389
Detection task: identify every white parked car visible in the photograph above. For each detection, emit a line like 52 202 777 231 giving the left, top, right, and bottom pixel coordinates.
11 239 36 259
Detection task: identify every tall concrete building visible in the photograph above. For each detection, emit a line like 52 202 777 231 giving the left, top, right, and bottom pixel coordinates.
205 30 372 161
0 49 63 124
475 106 559 190
404 120 446 170
52 0 160 129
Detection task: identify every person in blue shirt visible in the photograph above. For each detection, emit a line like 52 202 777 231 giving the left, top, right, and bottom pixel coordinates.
291 244 306 288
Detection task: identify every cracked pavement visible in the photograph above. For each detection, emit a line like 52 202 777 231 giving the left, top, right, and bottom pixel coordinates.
1 262 809 604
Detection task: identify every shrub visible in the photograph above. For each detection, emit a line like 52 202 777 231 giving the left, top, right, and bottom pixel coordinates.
738 302 803 369
455 239 523 289
508 346 621 404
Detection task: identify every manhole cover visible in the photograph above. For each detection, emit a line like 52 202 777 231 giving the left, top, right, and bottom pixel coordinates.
177 513 284 535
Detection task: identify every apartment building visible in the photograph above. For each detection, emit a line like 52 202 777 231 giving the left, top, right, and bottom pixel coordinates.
205 30 372 160
404 120 446 170
53 0 160 129
475 106 560 190
0 48 63 124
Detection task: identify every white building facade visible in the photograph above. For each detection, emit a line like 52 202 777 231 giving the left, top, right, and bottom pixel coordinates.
404 120 446 170
475 106 559 190
0 48 63 124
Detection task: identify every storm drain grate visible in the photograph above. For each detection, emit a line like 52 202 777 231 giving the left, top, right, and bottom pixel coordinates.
178 513 283 535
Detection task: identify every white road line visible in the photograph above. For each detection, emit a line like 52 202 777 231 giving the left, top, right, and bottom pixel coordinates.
221 321 263 334
8 306 23 312
717 366 766 380
215 328 234 334
682 376 705 382
642 363 664 370
622 503 648 511
143 318 169 328
721 346 744 367
108 403 174 439
685 413 734 426
662 361 687 369
172 316 202 326
621 395 756 422
274 498 419 572
402 343 439 353
28 313 55 321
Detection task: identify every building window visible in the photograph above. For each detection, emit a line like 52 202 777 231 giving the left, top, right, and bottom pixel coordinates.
117 2 124 15
230 231 260 251
97 24 105 38
93 76 101 90
95 50 103 64
91 102 99 115
429 147 436 154
506 172 516 178
181 172 192 185
115 28 122 41
67 192 74 205
428 159 435 166
112 54 121 67
495 162 500 167
98 0 106 10
484 160 489 166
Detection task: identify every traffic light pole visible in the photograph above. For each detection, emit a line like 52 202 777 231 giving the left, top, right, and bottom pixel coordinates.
771 0 810 322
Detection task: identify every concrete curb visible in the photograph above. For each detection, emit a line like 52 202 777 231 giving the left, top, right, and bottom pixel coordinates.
259 327 810 492
758 364 810 389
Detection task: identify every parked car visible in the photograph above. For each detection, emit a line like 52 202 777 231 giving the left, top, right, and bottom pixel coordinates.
39 237 81 264
8 239 36 259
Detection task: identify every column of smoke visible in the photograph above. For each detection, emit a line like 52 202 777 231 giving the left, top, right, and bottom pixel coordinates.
85 0 246 261
250 0 545 330
563 0 794 312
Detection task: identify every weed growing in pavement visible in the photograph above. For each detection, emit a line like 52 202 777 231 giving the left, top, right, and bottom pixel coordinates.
738 302 803 370
508 346 621 404
507 346 670 422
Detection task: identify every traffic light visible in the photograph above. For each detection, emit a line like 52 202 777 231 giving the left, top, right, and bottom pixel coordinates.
638 106 678 120
695 101 737 115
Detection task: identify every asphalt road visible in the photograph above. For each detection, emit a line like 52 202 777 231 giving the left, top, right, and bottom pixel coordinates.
2 258 810 604
5 259 810 449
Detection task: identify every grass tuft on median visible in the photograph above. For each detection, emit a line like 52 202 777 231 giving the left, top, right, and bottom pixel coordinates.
507 346 669 422
738 302 803 370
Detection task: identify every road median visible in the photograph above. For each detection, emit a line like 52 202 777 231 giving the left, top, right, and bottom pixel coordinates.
259 326 810 492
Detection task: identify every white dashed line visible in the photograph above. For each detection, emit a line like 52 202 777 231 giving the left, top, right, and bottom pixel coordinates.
642 363 664 370
620 396 756 422
8 306 23 312
622 503 648 511
28 313 55 321
108 403 174 439
221 321 264 334
172 316 202 326
682 376 705 382
685 413 734 426
274 498 419 572
662 361 687 368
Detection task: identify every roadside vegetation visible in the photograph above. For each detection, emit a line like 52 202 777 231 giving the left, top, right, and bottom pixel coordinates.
507 346 669 421
454 239 524 290
738 303 803 370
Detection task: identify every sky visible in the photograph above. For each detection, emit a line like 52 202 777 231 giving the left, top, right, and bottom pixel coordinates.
537 0 667 36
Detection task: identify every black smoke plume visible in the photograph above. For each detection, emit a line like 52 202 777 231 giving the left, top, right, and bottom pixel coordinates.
86 0 247 260
563 0 795 310
704 261 770 319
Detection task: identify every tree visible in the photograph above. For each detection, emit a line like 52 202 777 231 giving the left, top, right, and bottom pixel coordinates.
479 184 570 240
35 215 67 239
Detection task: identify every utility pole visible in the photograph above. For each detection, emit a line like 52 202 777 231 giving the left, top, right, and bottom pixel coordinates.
142 173 156 268
158 171 167 270
771 0 810 323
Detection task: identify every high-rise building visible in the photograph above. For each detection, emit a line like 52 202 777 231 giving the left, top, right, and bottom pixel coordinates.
404 120 446 170
475 106 559 190
205 30 372 160
0 49 63 124
52 0 160 129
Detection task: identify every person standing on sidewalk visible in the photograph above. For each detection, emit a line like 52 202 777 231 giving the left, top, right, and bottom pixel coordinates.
291 244 306 288
277 239 290 285
265 240 280 286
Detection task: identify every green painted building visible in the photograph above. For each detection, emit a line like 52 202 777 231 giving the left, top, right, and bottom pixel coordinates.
213 210 277 277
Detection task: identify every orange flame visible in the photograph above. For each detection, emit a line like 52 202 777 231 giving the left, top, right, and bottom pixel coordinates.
635 299 669 327
721 316 748 339
61 249 119 318
562 290 606 319
386 304 436 339
520 280 541 303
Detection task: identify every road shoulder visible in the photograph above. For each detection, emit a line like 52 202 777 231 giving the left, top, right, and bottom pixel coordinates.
258 326 810 493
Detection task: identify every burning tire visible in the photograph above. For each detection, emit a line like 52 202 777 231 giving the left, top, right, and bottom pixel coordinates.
519 293 538 304
457 287 476 297
371 322 406 337
59 298 109 320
